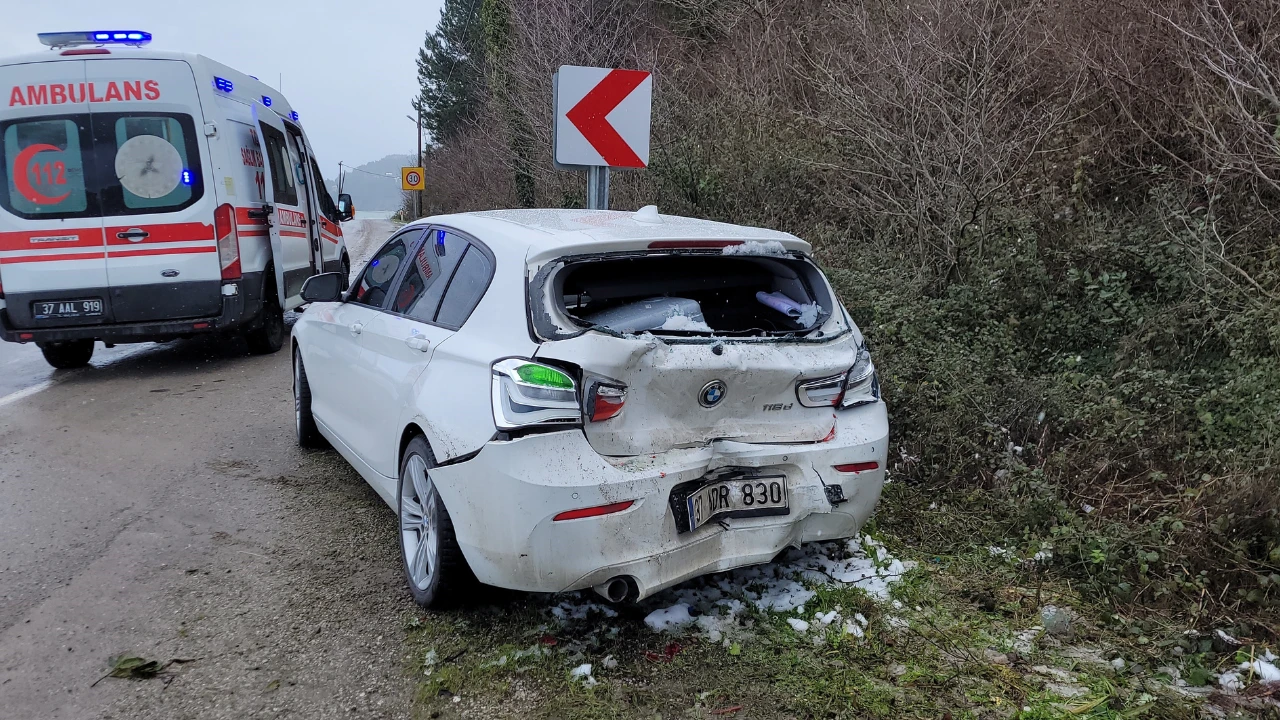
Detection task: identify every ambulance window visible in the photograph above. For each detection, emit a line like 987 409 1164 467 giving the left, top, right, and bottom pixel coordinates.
91 112 204 217
0 117 94 219
260 125 298 206
310 157 338 222
110 116 193 210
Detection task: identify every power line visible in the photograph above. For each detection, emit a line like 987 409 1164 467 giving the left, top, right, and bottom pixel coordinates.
336 162 402 181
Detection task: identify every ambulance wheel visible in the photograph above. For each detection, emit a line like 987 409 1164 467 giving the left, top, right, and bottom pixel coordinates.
399 436 475 609
245 277 285 355
340 253 350 291
39 340 94 369
293 348 324 449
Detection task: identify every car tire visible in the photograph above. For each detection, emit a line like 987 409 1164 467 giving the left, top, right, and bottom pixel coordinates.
38 340 94 369
245 273 285 355
399 436 474 608
339 253 351 291
293 349 325 449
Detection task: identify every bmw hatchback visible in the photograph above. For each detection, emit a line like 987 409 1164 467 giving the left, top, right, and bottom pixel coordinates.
291 207 888 608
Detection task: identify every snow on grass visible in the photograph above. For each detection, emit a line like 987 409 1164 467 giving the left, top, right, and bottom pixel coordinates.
553 535 912 646
721 240 789 256
644 603 694 632
1217 648 1279 691
569 663 597 687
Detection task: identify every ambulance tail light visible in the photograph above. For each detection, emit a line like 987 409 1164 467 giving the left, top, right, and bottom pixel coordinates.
214 204 241 281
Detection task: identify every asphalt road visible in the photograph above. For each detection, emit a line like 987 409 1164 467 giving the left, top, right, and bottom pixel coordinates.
0 215 411 719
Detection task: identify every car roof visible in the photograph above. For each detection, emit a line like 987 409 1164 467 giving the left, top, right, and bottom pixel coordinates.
406 209 811 262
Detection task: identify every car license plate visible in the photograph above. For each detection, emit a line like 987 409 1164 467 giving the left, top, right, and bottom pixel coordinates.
685 474 788 532
33 298 103 319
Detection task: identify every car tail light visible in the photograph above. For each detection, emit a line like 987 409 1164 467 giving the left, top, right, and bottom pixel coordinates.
834 462 879 473
491 359 581 429
214 203 241 280
797 347 880 409
839 347 879 408
588 383 626 422
797 372 847 407
553 500 635 521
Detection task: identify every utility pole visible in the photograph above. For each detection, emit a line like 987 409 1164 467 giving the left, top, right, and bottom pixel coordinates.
416 105 423 220
407 109 424 219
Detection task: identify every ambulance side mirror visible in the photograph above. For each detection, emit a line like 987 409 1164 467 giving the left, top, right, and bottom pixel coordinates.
337 194 355 222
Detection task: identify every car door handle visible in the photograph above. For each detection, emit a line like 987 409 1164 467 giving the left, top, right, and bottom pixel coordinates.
247 204 274 226
116 229 149 241
349 322 363 336
404 336 430 352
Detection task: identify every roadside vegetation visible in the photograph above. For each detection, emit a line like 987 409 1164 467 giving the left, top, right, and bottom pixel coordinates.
403 0 1279 715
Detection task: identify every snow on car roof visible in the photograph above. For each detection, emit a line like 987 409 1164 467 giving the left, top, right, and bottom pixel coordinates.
415 209 811 258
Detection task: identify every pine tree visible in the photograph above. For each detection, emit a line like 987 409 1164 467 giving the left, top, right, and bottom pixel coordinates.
415 0 483 145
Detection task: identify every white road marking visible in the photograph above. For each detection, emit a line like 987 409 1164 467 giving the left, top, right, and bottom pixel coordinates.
0 380 53 410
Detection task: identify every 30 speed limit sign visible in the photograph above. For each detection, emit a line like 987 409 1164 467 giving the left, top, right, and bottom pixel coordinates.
401 166 425 191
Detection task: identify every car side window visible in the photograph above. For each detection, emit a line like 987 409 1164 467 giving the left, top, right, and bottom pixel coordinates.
350 229 422 308
391 230 466 322
436 246 494 329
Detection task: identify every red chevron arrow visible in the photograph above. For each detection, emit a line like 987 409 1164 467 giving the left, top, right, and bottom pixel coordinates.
565 69 650 168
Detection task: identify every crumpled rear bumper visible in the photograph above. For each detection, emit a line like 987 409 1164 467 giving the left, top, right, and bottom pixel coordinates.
428 401 889 599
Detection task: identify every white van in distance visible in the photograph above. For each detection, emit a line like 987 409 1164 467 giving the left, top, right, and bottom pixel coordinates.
0 31 353 368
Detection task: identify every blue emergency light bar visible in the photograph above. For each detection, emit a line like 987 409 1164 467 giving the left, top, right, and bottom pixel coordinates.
290 111 300 122
261 95 272 107
38 30 152 49
214 77 234 93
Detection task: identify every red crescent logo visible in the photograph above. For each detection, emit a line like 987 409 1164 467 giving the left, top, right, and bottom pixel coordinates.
13 144 71 205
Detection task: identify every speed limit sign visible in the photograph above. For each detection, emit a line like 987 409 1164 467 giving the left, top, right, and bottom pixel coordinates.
401 166 425 191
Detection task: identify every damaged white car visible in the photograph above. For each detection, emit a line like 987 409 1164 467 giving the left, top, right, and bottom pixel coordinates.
291 208 888 608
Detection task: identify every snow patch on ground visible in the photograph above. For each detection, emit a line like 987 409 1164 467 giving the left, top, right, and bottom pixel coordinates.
644 603 694 632
1217 648 1279 690
722 240 789 256
559 536 912 646
569 663 597 687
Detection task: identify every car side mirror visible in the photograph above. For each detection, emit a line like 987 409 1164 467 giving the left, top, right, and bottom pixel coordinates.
337 193 355 221
300 272 344 303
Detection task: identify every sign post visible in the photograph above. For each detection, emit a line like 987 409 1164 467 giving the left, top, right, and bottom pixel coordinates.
553 65 652 210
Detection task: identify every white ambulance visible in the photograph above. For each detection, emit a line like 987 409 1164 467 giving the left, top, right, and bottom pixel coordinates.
0 31 353 368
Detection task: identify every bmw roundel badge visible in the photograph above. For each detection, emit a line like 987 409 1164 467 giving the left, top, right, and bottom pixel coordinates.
699 380 727 408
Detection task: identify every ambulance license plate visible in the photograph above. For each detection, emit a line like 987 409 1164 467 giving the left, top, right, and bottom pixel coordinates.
684 474 788 532
33 299 103 319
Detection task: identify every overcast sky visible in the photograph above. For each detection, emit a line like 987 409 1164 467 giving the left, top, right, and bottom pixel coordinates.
1 0 442 177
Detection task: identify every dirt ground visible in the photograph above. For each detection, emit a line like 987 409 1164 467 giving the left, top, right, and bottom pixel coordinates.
0 217 420 719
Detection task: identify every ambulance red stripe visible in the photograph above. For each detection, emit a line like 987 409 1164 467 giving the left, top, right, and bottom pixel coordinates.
107 246 217 259
234 207 269 226
104 222 214 245
0 229 104 251
0 252 107 264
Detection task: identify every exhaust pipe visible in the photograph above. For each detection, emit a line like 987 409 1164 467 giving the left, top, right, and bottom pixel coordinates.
592 576 638 604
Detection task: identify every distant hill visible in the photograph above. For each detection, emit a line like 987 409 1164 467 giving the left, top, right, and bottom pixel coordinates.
325 154 414 211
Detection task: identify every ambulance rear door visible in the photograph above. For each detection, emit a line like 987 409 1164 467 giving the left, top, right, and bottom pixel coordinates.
0 59 110 330
252 101 310 310
88 58 221 323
